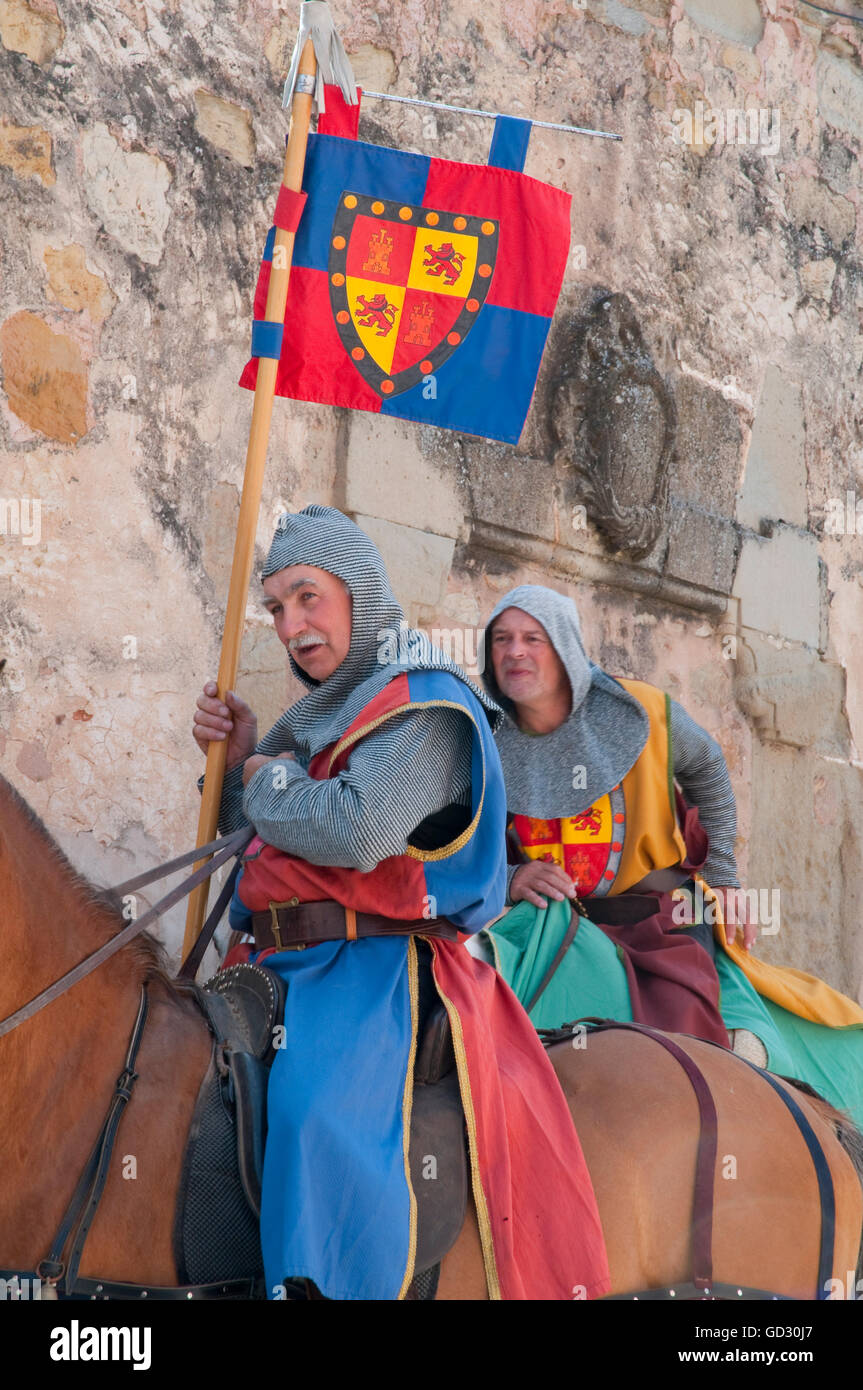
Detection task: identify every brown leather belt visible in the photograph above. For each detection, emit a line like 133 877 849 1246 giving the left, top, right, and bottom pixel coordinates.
251 899 459 952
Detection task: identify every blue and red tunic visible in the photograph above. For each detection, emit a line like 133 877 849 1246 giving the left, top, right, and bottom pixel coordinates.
228 668 609 1300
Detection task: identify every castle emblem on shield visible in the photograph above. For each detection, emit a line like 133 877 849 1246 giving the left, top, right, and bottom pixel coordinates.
328 192 499 399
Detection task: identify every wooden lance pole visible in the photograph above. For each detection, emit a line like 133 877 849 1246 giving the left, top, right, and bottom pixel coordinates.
182 36 317 960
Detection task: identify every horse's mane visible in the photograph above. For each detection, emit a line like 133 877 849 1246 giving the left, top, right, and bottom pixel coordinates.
0 773 186 995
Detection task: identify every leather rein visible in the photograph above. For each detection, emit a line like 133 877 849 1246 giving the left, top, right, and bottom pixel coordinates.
0 824 254 1040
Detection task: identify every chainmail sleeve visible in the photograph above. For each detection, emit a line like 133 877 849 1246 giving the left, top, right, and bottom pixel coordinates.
231 704 473 871
669 699 741 888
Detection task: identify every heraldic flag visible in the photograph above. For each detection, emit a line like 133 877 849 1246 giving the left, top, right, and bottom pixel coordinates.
240 90 572 445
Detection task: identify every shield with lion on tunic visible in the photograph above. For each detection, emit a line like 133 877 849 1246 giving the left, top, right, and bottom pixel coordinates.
328 191 499 399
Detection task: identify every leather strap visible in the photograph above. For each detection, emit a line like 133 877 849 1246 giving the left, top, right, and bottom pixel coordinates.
552 1018 837 1302
0 1267 262 1301
252 900 458 951
604 1280 792 1301
107 826 253 898
0 826 253 1038
730 1054 836 1300
178 854 244 981
37 988 149 1294
568 1019 718 1291
523 903 581 1015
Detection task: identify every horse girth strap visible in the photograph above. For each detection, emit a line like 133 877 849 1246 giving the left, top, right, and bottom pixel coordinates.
730 1054 837 1300
552 1019 837 1302
579 1020 719 1291
0 825 253 1039
0 1270 261 1300
603 1280 792 1301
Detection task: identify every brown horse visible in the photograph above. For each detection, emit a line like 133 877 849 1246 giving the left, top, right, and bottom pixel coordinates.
1 772 861 1301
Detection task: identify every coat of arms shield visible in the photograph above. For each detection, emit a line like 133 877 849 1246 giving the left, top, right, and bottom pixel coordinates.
328 191 499 399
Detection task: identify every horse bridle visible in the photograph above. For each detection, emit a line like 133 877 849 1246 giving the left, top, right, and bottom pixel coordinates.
0 826 259 1299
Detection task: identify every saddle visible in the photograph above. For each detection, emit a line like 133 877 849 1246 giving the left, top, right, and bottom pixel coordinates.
175 963 468 1299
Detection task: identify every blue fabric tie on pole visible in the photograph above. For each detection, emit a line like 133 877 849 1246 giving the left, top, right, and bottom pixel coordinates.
488 114 532 172
251 319 285 360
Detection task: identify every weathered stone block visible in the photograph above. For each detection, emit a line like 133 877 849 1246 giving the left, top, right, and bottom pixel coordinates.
671 375 743 517
624 0 670 14
550 294 674 559
201 481 240 594
683 0 763 47
732 526 822 648
0 119 54 185
720 44 761 85
783 174 855 249
0 0 63 65
733 628 849 755
602 0 651 38
343 415 463 539
43 244 116 323
0 310 87 443
15 738 51 781
737 367 807 530
194 90 255 168
353 513 455 626
471 450 557 543
817 51 863 144
747 742 862 999
799 258 836 302
82 123 172 266
348 41 397 90
665 502 738 593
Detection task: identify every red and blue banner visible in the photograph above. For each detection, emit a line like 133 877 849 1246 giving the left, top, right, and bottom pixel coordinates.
240 94 572 445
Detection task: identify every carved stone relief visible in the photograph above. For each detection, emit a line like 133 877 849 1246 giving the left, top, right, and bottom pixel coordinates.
548 291 676 560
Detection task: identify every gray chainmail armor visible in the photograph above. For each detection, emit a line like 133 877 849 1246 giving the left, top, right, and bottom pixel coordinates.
208 709 472 870
668 699 740 888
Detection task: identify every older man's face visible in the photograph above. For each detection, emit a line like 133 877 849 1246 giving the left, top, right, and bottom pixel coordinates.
489 607 570 707
262 564 352 681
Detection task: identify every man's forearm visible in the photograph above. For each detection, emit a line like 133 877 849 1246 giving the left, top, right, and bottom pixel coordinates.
669 700 741 888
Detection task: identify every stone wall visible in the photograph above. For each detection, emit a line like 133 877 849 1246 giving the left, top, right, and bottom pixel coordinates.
1 0 862 996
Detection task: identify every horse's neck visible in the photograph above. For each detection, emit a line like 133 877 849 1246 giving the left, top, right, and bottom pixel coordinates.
2 814 131 1001
0 782 212 1278
0 784 144 1093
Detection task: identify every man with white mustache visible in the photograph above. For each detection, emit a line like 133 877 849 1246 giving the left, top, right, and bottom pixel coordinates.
191 509 610 1303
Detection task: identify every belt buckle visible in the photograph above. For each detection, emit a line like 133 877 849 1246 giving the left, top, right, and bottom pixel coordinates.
268 898 303 951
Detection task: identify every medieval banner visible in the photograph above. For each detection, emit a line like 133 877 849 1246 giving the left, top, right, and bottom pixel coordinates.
240 100 571 444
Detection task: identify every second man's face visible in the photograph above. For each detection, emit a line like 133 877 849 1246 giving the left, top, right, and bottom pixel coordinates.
262 564 352 682
489 607 570 707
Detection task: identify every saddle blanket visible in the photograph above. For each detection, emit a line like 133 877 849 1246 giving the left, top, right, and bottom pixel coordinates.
490 898 863 1131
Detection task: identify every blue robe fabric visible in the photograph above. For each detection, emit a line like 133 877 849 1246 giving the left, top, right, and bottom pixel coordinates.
254 936 416 1301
